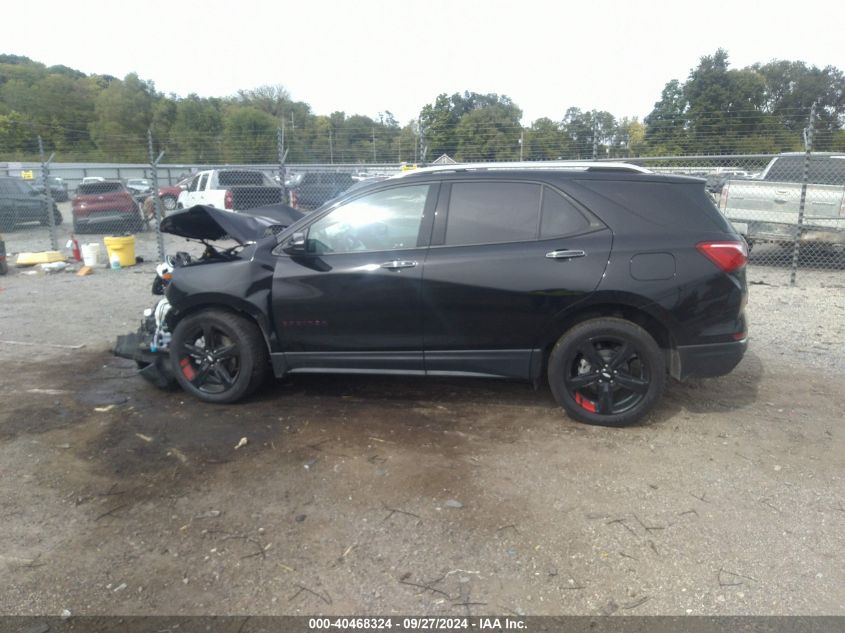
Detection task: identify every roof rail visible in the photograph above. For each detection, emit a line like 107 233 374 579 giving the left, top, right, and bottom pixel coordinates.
389 161 652 178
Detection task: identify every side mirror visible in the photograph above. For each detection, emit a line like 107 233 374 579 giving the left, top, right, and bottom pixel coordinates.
283 231 308 254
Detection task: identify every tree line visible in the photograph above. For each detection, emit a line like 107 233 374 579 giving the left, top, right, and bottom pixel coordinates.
1 49 844 164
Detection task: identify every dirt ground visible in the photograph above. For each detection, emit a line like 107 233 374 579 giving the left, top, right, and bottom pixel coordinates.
0 213 844 616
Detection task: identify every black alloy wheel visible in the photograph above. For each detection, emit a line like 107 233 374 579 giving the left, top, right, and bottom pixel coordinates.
549 317 665 426
170 310 268 403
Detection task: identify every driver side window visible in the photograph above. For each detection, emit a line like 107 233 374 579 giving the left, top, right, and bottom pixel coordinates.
307 185 430 255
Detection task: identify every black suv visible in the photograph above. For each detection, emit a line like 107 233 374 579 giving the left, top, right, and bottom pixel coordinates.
0 176 63 230
116 163 748 426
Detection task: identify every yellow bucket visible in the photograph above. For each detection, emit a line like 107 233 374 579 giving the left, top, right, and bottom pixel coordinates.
103 235 136 268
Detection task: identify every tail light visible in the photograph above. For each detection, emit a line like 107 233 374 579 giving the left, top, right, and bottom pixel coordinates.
290 190 299 208
696 241 748 272
719 186 729 210
224 189 233 210
840 194 845 216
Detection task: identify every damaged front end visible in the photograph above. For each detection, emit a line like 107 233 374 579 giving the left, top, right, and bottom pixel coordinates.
114 297 176 388
113 203 301 389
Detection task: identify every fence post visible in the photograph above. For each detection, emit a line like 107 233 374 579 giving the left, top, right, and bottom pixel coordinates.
789 103 816 287
277 127 288 204
37 136 58 251
147 129 166 262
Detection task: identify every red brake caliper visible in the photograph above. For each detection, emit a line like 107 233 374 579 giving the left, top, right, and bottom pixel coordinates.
180 357 196 380
574 391 597 413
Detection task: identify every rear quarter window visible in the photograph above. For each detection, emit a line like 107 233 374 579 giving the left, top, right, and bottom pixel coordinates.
576 179 733 232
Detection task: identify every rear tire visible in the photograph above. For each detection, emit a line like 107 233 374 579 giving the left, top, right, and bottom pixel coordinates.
170 310 269 404
548 317 666 427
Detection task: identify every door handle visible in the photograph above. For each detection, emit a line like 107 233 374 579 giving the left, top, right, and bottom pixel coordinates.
546 249 586 259
380 260 418 270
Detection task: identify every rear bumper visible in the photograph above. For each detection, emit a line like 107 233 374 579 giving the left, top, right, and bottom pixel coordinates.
74 210 139 227
675 339 747 380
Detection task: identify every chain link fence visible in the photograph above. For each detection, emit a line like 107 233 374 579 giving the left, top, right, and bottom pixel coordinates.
1 133 843 287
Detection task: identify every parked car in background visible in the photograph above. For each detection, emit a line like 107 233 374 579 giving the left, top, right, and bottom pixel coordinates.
72 180 143 233
115 162 748 427
704 170 749 195
156 176 192 211
718 153 845 249
30 176 70 202
177 169 283 211
290 172 355 209
0 176 62 230
126 178 153 198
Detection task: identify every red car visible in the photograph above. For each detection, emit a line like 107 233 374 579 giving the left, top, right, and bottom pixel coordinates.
72 181 144 233
157 176 192 211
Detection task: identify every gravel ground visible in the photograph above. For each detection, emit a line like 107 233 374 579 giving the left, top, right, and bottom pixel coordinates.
0 211 844 616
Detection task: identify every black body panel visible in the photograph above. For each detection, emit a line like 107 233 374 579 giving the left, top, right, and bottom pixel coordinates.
159 168 747 386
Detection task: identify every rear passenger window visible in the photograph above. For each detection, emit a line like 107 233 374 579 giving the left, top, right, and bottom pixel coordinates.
540 187 589 237
445 182 540 246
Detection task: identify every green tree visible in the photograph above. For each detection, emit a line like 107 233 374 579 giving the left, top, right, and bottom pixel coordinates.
561 108 616 158
169 96 223 162
525 117 568 160
644 79 688 154
0 111 32 156
420 91 522 161
754 60 845 150
454 103 522 161
90 73 156 161
222 105 277 162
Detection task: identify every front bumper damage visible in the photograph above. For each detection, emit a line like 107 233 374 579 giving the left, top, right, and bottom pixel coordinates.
114 332 175 388
113 298 175 389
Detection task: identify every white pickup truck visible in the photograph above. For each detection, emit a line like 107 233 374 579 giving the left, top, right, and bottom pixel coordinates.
177 169 283 212
718 153 845 248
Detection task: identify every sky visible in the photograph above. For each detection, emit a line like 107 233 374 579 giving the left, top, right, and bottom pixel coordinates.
4 0 843 124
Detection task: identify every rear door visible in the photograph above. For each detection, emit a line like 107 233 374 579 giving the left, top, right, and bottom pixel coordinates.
421 180 612 379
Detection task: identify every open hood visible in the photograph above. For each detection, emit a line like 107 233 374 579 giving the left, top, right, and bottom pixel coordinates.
159 204 304 244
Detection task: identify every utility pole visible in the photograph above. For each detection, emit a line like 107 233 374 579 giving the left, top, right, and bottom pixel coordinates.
592 113 599 160
372 127 377 162
519 129 524 161
329 129 334 164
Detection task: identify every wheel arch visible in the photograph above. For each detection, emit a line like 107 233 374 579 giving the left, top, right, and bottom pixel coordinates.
534 298 678 384
167 296 276 355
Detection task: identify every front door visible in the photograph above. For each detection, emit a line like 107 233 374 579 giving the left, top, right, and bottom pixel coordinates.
272 183 438 373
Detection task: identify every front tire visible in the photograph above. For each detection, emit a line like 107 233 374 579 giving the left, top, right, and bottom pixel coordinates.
162 195 177 211
548 317 665 427
170 310 269 404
